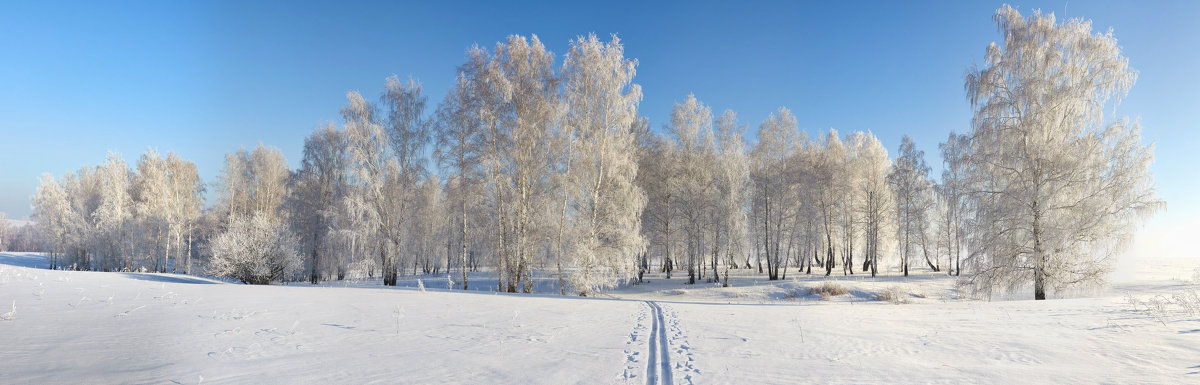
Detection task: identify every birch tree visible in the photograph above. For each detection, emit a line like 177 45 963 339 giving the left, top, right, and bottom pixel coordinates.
854 132 891 277
165 152 204 274
937 132 970 276
666 94 716 284
217 144 289 224
32 174 72 269
480 35 562 293
815 130 846 276
343 90 404 286
135 149 172 272
560 33 646 296
963 5 1162 299
435 52 486 290
93 152 134 271
887 135 933 276
293 123 347 283
713 110 749 286
752 107 798 280
0 212 7 252
637 130 677 278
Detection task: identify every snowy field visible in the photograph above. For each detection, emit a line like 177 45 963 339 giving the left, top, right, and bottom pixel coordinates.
1 252 1198 384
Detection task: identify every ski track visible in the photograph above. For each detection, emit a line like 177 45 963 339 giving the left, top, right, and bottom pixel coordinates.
645 301 675 385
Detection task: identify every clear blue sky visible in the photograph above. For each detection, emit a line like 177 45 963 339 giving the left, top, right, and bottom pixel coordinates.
2 1 1197 256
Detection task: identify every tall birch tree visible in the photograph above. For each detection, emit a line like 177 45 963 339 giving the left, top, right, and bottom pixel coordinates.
963 5 1162 299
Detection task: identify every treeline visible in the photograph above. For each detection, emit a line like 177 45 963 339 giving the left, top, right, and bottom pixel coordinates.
29 6 1162 299
31 150 203 272
0 213 43 253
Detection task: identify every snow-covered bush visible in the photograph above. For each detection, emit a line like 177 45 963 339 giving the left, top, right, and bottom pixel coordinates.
806 281 849 300
876 286 909 304
209 213 301 284
345 258 376 282
1123 292 1200 324
1174 291 1200 317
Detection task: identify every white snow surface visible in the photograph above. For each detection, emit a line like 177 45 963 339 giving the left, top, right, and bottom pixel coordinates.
1 252 1198 384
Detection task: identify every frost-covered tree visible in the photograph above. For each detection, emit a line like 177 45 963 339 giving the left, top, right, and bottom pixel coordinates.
434 51 486 290
292 123 347 283
134 149 206 273
838 132 866 276
559 33 646 296
135 149 172 271
30 151 202 273
32 174 70 269
343 90 405 286
382 76 432 178
963 5 1162 299
165 153 204 274
887 136 933 276
478 35 562 293
0 212 8 252
636 129 678 278
751 107 798 280
852 132 891 277
937 132 970 276
93 152 134 271
340 75 430 287
217 144 289 224
410 175 446 275
713 110 749 285
248 145 291 221
666 94 716 285
814 130 846 276
209 212 301 284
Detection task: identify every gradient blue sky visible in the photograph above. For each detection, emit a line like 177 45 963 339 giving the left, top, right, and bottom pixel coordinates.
1 1 1196 256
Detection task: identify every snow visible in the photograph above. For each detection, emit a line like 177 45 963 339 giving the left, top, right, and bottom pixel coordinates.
2 253 1198 384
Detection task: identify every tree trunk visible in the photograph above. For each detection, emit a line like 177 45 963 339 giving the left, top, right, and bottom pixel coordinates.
185 230 193 275
1033 200 1046 300
461 197 469 291
311 226 321 284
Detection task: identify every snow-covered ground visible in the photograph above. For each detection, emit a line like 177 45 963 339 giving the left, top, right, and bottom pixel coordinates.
1 252 1198 384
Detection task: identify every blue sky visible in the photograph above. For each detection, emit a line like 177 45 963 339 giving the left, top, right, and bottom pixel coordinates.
2 1 1197 257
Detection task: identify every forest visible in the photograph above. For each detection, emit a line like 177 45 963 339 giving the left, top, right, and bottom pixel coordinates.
21 6 1161 300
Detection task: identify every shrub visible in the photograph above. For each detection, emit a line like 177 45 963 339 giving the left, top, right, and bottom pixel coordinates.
806 281 850 300
876 286 910 304
209 213 301 284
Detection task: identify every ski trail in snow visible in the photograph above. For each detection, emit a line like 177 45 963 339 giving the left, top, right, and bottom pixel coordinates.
645 301 672 385
645 302 658 384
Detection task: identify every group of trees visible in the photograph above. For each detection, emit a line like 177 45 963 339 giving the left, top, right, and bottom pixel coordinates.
26 7 1161 299
196 33 647 294
0 213 43 253
31 150 204 272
